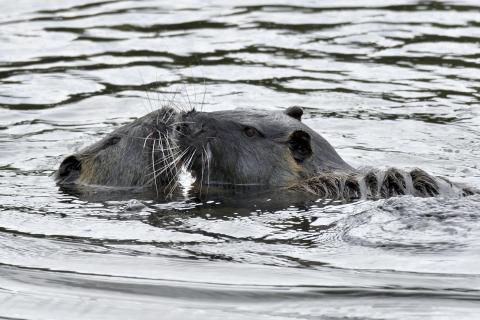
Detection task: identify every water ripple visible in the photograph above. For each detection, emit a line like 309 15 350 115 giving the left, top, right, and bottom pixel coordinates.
1 0 480 319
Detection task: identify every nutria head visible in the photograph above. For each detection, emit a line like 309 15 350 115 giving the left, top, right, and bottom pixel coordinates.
178 107 354 187
56 108 180 191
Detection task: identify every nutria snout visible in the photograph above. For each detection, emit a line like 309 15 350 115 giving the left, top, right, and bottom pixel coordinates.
55 107 182 193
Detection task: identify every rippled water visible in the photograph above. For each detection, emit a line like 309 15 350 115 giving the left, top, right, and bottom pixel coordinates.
1 0 480 319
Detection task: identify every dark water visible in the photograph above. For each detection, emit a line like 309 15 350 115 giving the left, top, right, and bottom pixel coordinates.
1 0 480 319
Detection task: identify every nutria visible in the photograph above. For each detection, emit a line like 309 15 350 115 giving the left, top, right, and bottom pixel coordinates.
177 106 354 187
56 107 182 195
177 107 475 199
56 106 476 200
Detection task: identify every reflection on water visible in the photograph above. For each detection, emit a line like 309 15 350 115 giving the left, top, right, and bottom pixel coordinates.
1 0 480 319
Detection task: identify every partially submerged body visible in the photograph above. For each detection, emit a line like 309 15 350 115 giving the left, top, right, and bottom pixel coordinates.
56 106 476 201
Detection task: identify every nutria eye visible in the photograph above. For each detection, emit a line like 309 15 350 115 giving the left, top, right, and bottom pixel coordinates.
244 126 257 137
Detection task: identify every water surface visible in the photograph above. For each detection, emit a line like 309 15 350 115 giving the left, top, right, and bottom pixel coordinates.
1 0 480 319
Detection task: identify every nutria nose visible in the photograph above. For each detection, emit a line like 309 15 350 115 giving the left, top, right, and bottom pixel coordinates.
176 123 190 135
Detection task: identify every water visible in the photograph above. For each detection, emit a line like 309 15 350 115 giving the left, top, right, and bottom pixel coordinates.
1 0 480 318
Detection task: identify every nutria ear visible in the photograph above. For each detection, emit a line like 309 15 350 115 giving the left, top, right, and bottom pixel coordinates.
288 130 312 163
285 106 303 121
57 155 81 183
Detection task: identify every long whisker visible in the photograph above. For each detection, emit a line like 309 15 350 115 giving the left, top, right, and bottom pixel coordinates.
183 83 193 112
201 79 207 112
147 143 188 177
163 131 178 182
164 147 194 197
151 134 159 196
139 72 155 112
146 148 189 180
205 143 211 193
164 107 177 125
143 132 154 150
199 149 205 196
184 147 196 173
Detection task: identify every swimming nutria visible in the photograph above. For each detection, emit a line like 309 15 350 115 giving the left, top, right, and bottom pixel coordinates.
178 107 475 199
56 106 476 200
56 107 182 195
177 106 354 186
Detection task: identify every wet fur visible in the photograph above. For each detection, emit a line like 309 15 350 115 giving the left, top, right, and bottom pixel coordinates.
56 107 183 196
290 168 475 201
57 106 477 200
178 108 353 187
